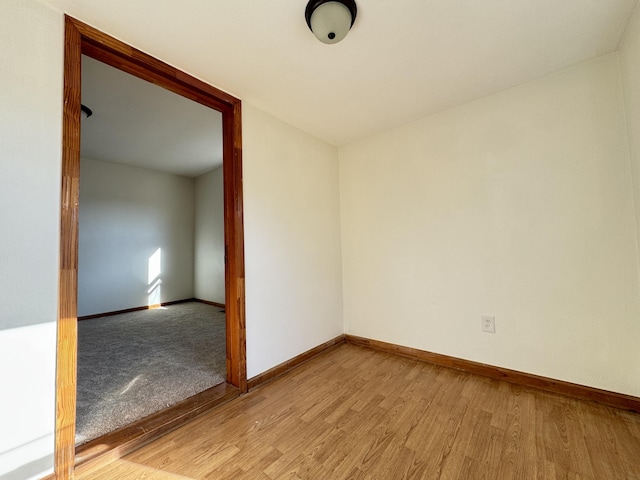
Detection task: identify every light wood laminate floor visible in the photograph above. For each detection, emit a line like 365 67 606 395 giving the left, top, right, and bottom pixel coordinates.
77 343 640 479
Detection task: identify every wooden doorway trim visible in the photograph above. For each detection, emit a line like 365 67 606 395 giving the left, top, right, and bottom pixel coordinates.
55 16 246 479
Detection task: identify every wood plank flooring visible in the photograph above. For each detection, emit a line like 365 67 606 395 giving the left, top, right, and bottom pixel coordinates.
76 344 640 479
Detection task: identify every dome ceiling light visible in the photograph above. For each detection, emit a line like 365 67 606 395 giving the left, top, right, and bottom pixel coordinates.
305 0 357 45
81 104 93 119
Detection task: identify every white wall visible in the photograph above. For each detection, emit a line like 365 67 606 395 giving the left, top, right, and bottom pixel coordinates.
243 104 344 378
194 167 225 304
0 1 61 478
620 4 640 275
78 158 195 316
339 54 640 397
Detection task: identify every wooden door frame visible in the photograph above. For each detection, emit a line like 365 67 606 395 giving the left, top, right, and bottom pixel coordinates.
55 16 246 479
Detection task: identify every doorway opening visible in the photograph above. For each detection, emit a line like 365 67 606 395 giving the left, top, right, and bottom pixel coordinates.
75 55 228 444
56 16 246 478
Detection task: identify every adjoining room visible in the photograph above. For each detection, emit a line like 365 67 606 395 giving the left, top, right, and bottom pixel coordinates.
76 55 227 444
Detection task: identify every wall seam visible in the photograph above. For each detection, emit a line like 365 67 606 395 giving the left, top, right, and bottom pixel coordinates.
614 46 640 301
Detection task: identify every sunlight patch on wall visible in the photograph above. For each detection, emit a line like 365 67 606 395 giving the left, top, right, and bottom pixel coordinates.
148 247 162 307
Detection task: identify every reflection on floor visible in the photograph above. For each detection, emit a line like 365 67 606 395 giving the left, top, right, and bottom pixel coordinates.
76 301 226 444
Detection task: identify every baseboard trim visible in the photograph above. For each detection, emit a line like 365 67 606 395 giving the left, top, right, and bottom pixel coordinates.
193 298 226 309
345 335 640 414
77 299 194 321
73 382 239 476
248 335 346 390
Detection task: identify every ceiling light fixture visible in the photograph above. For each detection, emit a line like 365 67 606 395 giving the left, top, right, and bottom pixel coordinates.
81 104 93 119
305 0 357 45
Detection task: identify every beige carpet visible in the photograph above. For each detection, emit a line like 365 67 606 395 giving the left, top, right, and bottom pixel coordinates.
75 301 226 444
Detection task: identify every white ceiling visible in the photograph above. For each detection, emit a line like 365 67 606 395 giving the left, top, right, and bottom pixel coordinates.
44 0 638 148
81 56 223 177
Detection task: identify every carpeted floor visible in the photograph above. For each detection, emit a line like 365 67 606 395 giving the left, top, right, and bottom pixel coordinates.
76 301 226 445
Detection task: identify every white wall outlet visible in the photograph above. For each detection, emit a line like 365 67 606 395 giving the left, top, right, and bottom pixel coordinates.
481 315 495 333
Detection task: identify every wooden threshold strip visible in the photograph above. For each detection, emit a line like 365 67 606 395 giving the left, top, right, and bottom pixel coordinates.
74 382 239 477
247 335 346 390
345 334 640 413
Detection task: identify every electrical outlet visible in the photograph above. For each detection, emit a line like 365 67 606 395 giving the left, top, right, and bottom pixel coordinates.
481 315 495 333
